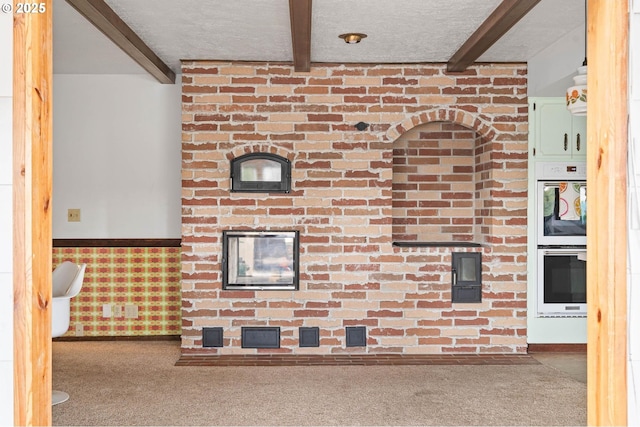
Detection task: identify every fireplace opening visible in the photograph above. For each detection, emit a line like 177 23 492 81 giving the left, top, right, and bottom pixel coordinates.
222 230 299 290
230 153 291 193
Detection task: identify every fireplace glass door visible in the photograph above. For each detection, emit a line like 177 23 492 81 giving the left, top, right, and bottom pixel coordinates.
222 230 299 290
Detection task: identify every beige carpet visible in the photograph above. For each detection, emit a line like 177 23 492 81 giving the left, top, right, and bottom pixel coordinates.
52 340 586 426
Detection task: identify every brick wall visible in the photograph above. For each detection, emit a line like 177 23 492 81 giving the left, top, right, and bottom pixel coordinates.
181 62 529 354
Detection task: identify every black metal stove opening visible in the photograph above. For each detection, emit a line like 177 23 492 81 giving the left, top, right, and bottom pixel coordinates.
230 153 291 193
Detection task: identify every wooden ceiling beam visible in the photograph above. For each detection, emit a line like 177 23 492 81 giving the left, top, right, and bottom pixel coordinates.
447 0 541 72
65 0 175 84
289 0 312 72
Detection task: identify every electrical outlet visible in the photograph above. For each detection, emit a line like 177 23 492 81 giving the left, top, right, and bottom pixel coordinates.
75 323 84 337
113 305 123 318
102 304 112 318
124 304 138 319
67 208 81 222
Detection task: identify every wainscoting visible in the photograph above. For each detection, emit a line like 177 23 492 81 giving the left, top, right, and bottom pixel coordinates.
53 239 181 337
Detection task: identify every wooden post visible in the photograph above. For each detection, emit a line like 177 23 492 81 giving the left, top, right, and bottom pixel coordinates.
13 1 53 425
586 0 628 424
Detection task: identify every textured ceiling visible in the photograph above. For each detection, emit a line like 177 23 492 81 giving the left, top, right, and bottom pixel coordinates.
52 0 585 76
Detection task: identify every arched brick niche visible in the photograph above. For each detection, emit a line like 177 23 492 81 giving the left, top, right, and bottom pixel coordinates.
392 121 481 243
388 107 526 246
391 111 505 244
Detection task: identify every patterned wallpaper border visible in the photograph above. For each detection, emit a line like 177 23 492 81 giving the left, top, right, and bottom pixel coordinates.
53 239 181 247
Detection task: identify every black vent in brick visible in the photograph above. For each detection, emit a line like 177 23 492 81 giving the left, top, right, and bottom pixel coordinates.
299 327 320 347
452 285 482 303
241 327 280 348
345 326 367 347
202 327 223 347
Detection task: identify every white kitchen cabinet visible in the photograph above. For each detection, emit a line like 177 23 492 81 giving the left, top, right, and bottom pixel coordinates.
529 97 587 160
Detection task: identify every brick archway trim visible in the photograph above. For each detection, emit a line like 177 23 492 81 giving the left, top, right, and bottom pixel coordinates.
226 143 295 162
386 107 496 142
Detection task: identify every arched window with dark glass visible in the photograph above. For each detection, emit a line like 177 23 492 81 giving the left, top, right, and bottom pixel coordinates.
230 153 291 193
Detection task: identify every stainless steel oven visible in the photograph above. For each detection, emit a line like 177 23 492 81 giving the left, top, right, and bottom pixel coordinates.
537 248 586 317
536 162 586 246
535 162 587 317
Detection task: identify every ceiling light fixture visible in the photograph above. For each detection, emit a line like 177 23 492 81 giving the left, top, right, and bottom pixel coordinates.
566 0 587 116
339 33 367 44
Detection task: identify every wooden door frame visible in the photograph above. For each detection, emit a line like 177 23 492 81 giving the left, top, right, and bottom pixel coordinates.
13 1 53 424
10 0 631 424
586 0 629 424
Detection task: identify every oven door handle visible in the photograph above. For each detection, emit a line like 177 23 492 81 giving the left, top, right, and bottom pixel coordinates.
541 249 586 256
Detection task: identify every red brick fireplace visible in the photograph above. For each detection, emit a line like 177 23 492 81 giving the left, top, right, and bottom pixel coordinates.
180 61 528 355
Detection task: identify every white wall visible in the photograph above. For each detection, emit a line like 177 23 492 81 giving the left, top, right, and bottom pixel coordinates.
528 24 586 97
52 74 182 238
629 0 640 422
0 6 13 427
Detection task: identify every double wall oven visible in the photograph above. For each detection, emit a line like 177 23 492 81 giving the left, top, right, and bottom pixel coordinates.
535 162 587 317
